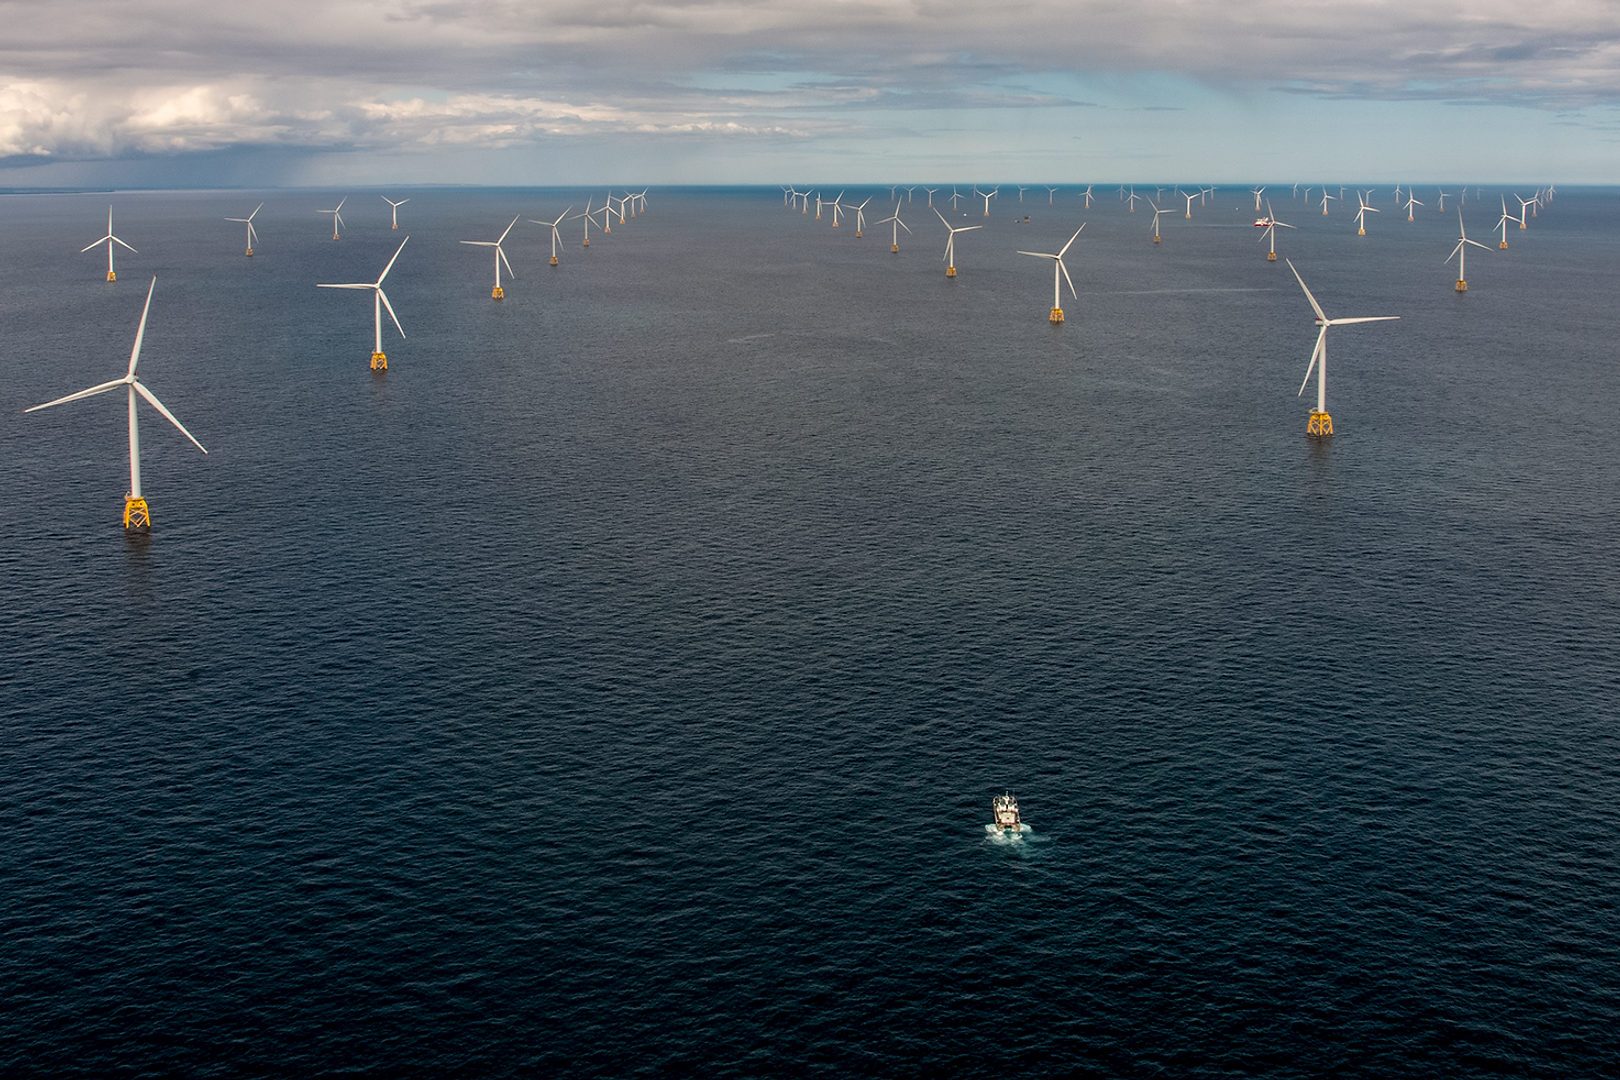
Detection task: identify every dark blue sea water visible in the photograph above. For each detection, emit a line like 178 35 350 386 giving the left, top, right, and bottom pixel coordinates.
2 185 1617 1077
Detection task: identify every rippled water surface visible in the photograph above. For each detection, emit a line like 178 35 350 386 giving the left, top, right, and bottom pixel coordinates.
2 187 1618 1077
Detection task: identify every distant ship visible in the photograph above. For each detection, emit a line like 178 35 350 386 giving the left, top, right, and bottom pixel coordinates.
991 793 1023 834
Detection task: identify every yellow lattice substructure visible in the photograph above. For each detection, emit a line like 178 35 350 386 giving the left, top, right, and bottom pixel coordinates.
1050 307 1064 324
946 266 957 278
107 271 117 281
1307 411 1333 437
124 496 150 530
492 286 504 300
371 352 388 371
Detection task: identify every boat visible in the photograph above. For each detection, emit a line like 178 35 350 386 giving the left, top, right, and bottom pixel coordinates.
991 792 1022 832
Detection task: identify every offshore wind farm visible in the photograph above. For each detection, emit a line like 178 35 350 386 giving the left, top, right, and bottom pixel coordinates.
3 181 1619 1079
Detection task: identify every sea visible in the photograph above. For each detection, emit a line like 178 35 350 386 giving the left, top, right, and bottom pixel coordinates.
1 185 1617 1077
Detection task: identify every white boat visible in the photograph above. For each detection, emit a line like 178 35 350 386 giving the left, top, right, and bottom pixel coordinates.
991 793 1022 832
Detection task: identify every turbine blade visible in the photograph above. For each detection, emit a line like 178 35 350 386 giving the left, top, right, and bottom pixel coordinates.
25 378 128 412
128 277 157 376
112 237 137 252
1327 316 1400 325
378 287 406 339
499 246 515 279
1059 259 1077 300
81 236 112 252
1058 224 1085 256
498 216 520 244
1285 259 1328 323
132 381 207 454
375 236 409 285
1298 328 1326 397
317 283 374 290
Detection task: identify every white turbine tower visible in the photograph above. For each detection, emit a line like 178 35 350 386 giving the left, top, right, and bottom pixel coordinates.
318 197 346 241
1252 186 1267 210
829 191 846 227
1183 189 1198 219
382 196 409 229
530 207 572 265
975 186 997 216
82 207 136 281
1047 186 1059 204
318 237 408 371
1082 184 1095 208
460 215 519 300
1446 210 1491 292
854 196 874 237
1126 187 1141 213
1404 190 1424 221
1018 224 1084 324
924 187 937 207
1319 189 1336 216
25 277 208 530
1436 188 1451 212
879 205 911 252
1258 200 1294 261
934 207 983 278
574 199 601 246
1285 259 1400 437
225 203 262 256
1514 194 1535 229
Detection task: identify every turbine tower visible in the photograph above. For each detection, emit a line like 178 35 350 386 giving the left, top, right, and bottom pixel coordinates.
24 277 208 530
1018 224 1084 324
879 206 911 252
382 197 409 229
318 197 346 241
531 207 572 266
1446 210 1491 292
1285 259 1400 437
934 207 982 278
318 237 408 371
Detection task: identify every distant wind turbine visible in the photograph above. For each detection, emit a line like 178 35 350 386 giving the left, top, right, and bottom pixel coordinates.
976 186 997 216
1354 193 1380 235
382 196 409 229
225 203 262 256
318 197 346 241
24 277 207 530
317 237 408 371
1494 196 1513 249
1404 190 1424 221
934 207 983 278
460 216 519 300
1257 200 1294 261
879 205 911 252
1446 210 1491 292
82 207 135 281
1149 201 1171 244
530 208 572 266
1286 258 1399 437
1018 224 1084 324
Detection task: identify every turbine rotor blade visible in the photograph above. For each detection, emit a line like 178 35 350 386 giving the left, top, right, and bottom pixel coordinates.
1285 259 1328 323
376 236 409 285
25 377 128 412
112 237 137 252
128 277 157 376
498 246 515 279
1058 224 1085 256
1059 259 1077 299
1298 328 1326 397
1326 316 1400 325
498 216 520 244
378 288 406 339
133 381 208 454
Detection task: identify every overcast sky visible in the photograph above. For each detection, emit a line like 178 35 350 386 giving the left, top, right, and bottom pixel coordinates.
1 0 1615 186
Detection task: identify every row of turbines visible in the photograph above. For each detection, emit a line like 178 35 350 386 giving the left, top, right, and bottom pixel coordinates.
35 189 654 530
777 182 1560 438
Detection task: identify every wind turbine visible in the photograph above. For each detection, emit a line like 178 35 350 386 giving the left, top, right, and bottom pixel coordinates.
1514 194 1534 228
317 236 408 371
853 196 874 237
574 199 601 246
1436 188 1450 212
1258 200 1294 261
1354 193 1379 235
1495 196 1512 249
1017 185 1027 203
934 207 982 278
829 191 846 228
1446 210 1491 293
318 197 346 241
976 186 997 216
1018 224 1083 324
1082 184 1094 208
600 193 616 233
1319 190 1336 216
924 187 937 207
1252 186 1267 210
1404 190 1424 221
1149 200 1171 244
905 185 916 203
382 196 409 229
949 186 964 211
1047 186 1059 205
460 216 519 300
1183 189 1198 219
1285 259 1399 437
82 207 136 281
530 207 571 266
225 203 262 256
1125 187 1141 213
25 277 207 529
879 205 911 252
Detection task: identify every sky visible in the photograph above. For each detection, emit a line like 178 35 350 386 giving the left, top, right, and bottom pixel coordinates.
0 0 1617 187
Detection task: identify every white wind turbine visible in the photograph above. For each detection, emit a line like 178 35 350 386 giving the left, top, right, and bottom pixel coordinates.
82 206 136 281
318 197 346 241
1285 259 1399 436
1183 189 1198 219
1082 184 1095 208
828 191 847 228
1494 196 1513 249
949 186 965 211
1252 186 1267 210
25 277 208 530
924 187 937 207
1446 210 1491 292
318 236 408 371
382 196 409 229
1258 199 1294 260
1436 188 1450 212
225 203 262 256
1018 225 1083 324
1514 194 1535 229
976 186 998 216
530 207 572 266
1149 200 1171 244
1125 187 1142 213
1354 193 1379 235
934 207 982 278
853 196 874 237
1404 190 1424 220
1017 185 1028 203
600 193 618 233
1319 189 1336 215
461 216 519 299
879 205 911 252
573 199 602 245
905 185 916 203
1047 186 1059 204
